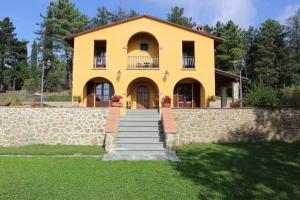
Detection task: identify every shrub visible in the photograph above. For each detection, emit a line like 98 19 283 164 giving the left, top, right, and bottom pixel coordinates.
23 78 40 93
280 85 300 108
244 80 279 108
207 96 217 102
72 95 81 102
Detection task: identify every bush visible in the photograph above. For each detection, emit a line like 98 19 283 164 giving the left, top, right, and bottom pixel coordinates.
244 80 279 108
23 78 39 93
280 85 300 108
207 96 217 102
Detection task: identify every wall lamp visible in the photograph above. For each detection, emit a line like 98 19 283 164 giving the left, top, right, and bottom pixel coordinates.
164 70 170 78
117 70 121 78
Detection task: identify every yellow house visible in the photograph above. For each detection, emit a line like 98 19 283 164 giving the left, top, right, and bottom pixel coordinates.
66 15 224 109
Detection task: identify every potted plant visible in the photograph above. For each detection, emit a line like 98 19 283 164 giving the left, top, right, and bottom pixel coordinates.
111 95 122 107
72 96 81 108
207 96 217 107
161 96 171 107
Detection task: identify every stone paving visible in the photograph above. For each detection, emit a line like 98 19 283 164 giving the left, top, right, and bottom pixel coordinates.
102 152 179 161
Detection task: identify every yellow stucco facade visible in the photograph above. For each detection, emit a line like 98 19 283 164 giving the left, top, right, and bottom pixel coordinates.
69 15 218 109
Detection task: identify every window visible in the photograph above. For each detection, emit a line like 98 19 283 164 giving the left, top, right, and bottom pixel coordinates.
94 41 106 68
140 43 149 51
182 41 195 68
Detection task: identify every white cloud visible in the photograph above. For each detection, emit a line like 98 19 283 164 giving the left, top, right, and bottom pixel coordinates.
277 4 300 23
144 0 256 28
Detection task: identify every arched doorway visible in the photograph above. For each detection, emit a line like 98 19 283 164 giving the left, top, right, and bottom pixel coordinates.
85 77 115 107
173 78 205 108
127 77 159 109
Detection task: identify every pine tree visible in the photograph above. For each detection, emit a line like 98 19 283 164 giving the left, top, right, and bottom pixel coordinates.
285 9 300 85
167 7 196 28
214 20 245 71
248 19 287 87
0 17 28 91
37 0 88 91
89 6 113 28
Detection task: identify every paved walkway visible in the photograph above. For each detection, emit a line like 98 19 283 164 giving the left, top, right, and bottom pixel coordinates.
102 152 179 161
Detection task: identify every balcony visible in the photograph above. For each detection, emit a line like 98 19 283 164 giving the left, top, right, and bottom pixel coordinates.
127 56 159 69
94 56 106 68
182 56 195 68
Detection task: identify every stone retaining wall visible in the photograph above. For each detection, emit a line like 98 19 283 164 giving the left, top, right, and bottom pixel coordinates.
0 108 108 147
172 109 300 145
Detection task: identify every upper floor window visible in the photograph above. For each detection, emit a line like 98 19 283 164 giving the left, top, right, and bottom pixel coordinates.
182 41 195 68
140 43 149 51
94 41 106 68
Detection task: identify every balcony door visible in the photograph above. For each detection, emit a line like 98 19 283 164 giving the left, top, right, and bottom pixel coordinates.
137 85 149 109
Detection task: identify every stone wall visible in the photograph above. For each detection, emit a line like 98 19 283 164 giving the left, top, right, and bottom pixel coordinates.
172 109 300 145
0 108 108 147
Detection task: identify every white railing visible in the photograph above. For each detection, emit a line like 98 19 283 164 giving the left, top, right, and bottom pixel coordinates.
127 56 159 69
183 56 195 68
94 56 106 68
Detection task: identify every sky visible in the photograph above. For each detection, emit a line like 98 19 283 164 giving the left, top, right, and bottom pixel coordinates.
0 0 299 50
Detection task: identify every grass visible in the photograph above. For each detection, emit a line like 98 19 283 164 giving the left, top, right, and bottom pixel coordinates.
0 142 299 199
0 90 72 105
0 145 104 155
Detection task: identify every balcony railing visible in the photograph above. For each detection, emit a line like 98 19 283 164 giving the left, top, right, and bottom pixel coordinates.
127 56 159 69
183 56 195 68
94 56 106 68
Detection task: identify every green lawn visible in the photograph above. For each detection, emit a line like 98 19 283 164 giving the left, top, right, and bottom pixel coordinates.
0 142 299 200
0 145 104 155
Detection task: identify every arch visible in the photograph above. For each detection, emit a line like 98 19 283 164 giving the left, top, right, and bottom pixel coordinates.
83 77 115 107
126 77 159 109
173 78 205 108
127 32 159 69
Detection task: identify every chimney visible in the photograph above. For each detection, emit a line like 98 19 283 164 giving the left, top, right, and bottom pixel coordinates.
196 25 204 32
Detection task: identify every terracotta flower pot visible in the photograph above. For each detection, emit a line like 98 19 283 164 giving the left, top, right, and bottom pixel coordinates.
163 102 171 108
72 101 80 108
112 102 121 107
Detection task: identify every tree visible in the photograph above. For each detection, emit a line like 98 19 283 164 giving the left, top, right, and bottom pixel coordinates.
247 19 287 87
167 6 196 28
0 17 28 91
214 20 245 71
37 0 88 91
89 6 113 27
285 9 300 85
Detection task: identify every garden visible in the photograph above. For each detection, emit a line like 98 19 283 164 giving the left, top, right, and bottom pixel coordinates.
0 142 299 200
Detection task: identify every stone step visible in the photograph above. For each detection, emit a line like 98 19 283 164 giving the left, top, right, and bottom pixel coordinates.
119 121 160 127
120 117 161 121
116 143 165 150
117 131 161 137
118 126 161 132
117 137 162 143
127 109 158 113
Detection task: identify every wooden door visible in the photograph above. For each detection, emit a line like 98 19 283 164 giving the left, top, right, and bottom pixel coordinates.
95 83 113 107
87 82 94 107
137 85 149 109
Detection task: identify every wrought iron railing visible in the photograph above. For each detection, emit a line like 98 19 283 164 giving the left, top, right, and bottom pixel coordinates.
94 56 106 68
182 56 195 68
127 56 159 69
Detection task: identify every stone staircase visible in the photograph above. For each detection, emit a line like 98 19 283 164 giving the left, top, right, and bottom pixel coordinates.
103 109 178 161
